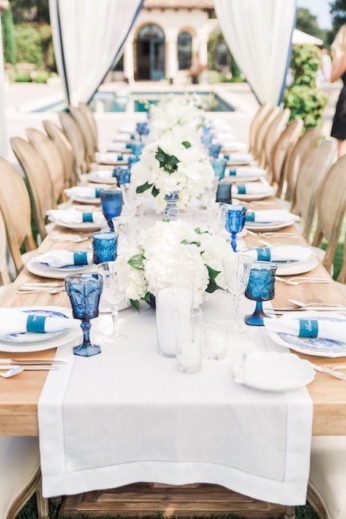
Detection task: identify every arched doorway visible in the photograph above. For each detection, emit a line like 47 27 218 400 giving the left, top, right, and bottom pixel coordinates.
136 24 165 80
178 32 192 70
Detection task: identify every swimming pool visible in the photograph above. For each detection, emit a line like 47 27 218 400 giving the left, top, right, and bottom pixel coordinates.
34 91 234 113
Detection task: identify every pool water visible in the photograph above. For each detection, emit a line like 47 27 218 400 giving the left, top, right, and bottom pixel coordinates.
34 91 234 113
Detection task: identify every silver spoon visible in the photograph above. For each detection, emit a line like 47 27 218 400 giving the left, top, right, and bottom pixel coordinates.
0 366 23 378
50 234 90 243
16 287 66 295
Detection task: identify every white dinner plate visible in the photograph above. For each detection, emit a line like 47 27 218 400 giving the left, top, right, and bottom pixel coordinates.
49 219 104 232
245 218 297 232
27 259 96 280
96 151 131 165
233 189 274 202
87 173 117 185
233 352 315 392
1 308 68 344
68 195 101 205
266 313 346 358
221 142 247 153
275 253 318 276
0 306 81 353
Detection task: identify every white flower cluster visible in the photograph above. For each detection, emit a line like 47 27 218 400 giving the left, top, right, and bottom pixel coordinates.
150 95 205 141
116 221 230 307
131 133 214 212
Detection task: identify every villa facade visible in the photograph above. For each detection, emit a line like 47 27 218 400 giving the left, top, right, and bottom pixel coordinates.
123 0 217 83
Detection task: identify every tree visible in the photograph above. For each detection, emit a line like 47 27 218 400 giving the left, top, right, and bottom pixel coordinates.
10 0 50 24
330 0 346 38
1 6 16 65
296 7 325 39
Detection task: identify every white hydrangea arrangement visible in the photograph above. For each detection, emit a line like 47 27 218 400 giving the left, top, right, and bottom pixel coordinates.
115 220 230 310
131 134 214 213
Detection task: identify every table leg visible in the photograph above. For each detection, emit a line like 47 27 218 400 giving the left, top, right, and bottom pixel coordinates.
284 505 296 519
36 475 49 519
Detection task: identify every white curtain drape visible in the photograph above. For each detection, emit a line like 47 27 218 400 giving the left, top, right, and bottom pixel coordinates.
214 0 296 105
49 0 143 106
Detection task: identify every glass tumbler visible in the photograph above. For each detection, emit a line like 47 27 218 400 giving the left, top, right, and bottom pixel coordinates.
65 273 103 357
245 262 278 326
203 312 228 360
92 231 118 264
100 189 123 231
211 158 227 180
176 308 203 374
208 143 222 158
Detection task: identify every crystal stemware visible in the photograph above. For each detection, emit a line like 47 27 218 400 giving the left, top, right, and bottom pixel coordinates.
98 261 128 343
113 167 131 186
245 262 277 326
100 189 123 231
225 205 247 252
223 253 254 334
65 273 103 357
136 122 149 142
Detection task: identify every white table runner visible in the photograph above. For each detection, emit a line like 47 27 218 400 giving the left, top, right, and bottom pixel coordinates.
38 295 312 505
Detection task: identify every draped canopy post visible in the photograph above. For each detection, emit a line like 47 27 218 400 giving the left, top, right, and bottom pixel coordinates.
49 0 144 106
214 0 296 106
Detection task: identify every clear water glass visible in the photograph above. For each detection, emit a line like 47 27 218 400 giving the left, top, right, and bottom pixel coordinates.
112 215 133 245
245 262 278 326
223 253 254 334
176 308 203 374
65 273 103 357
121 182 139 216
203 312 228 360
225 205 247 252
98 261 128 343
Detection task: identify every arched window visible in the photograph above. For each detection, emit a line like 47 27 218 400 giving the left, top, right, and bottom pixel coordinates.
136 24 165 80
178 32 192 70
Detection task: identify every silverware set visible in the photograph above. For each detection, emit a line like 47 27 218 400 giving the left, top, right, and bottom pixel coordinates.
16 283 66 295
275 276 332 286
0 359 66 378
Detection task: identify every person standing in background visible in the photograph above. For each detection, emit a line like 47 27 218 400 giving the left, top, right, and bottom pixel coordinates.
330 25 346 157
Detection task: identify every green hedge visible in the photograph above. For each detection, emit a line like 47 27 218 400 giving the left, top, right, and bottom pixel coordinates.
14 23 54 69
1 7 16 65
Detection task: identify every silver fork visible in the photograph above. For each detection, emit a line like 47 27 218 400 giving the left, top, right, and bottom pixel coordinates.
50 234 90 243
275 276 332 286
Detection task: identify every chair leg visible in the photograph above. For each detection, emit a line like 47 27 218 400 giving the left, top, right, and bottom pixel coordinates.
284 505 296 519
36 477 49 519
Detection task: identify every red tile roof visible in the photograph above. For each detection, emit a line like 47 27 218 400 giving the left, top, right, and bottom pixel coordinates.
144 0 214 9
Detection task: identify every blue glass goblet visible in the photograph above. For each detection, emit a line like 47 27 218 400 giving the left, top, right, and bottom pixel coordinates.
114 167 131 186
211 158 227 180
100 189 123 231
92 231 118 264
127 142 144 157
65 273 103 357
201 133 213 146
136 122 149 141
208 143 222 159
225 205 247 252
245 262 278 326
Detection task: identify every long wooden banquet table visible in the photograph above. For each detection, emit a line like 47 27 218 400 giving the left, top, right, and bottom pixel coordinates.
1 194 346 518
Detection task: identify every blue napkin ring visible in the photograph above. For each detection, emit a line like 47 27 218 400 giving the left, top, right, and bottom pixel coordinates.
26 315 46 333
246 211 255 222
229 168 237 176
82 213 94 223
299 319 319 338
237 185 246 195
117 154 123 161
256 247 271 261
73 251 89 265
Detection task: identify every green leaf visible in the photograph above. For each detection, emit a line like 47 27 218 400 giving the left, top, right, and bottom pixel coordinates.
181 239 201 247
128 254 145 270
151 185 160 197
143 292 151 302
195 227 209 235
136 182 153 194
206 280 223 294
207 265 221 283
130 299 140 311
182 141 191 149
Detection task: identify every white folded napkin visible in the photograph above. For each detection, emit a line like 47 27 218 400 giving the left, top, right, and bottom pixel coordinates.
246 210 300 224
65 187 104 199
226 153 253 163
227 167 266 178
264 317 346 343
119 122 137 133
221 141 247 152
233 184 273 195
213 131 235 141
112 133 133 142
47 209 105 225
0 308 79 337
244 246 311 263
32 250 93 268
107 142 127 152
95 152 122 164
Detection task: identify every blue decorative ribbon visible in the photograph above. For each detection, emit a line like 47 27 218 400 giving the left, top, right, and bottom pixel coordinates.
223 154 230 160
95 189 104 198
256 247 271 261
246 211 255 222
117 154 123 161
229 168 237 176
26 315 46 333
82 213 94 223
237 185 246 195
73 251 88 265
125 143 132 149
299 319 319 338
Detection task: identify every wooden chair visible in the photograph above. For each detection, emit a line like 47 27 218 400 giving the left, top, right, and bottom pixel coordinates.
284 127 322 203
43 120 77 187
272 119 304 197
308 436 346 519
79 102 98 152
248 103 272 156
58 112 88 177
26 128 66 203
0 436 48 519
291 140 336 241
262 108 290 173
0 209 11 287
0 157 37 275
254 105 281 165
10 137 55 241
311 156 346 277
69 105 95 166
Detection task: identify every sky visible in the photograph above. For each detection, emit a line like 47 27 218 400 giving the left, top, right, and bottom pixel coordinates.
297 0 332 29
